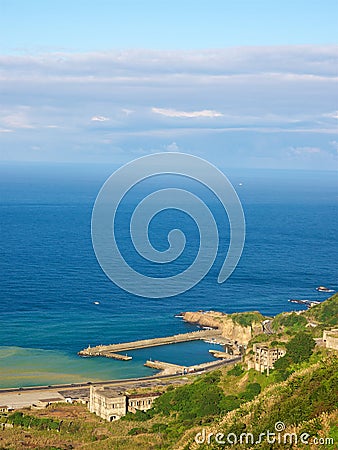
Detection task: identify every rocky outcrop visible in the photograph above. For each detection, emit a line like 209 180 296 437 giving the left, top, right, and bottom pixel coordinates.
182 311 264 345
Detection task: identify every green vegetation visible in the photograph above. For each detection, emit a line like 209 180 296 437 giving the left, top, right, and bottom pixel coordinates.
127 426 148 435
274 331 316 380
249 333 272 344
181 355 338 449
151 371 224 419
271 294 338 338
272 311 308 333
227 364 244 376
231 311 266 327
304 293 338 327
119 369 264 448
6 411 61 431
243 357 337 430
285 331 316 363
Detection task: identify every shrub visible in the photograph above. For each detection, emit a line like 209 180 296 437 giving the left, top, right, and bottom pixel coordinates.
151 423 168 433
7 412 60 431
286 331 316 364
227 364 244 377
120 410 151 421
128 427 148 435
220 395 241 413
152 373 224 420
239 383 261 401
231 312 264 327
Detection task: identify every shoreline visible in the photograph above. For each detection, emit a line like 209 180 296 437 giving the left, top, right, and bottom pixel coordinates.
0 356 241 410
0 339 224 390
2 295 333 391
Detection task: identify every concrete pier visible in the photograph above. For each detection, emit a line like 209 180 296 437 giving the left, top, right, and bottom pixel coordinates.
145 356 242 375
104 353 132 361
209 349 236 359
78 329 222 359
144 360 185 374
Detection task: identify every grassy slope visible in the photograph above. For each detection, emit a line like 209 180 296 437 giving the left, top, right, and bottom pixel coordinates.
304 293 338 327
180 354 338 449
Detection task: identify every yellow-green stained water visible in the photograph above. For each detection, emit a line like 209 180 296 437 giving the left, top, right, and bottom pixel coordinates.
0 341 225 388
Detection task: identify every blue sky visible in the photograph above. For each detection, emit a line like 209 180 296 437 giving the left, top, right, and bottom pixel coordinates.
0 0 337 169
1 0 337 52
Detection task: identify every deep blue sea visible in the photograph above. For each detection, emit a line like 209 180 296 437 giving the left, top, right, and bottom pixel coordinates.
0 163 337 388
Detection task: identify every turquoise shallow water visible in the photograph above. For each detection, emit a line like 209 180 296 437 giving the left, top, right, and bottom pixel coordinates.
0 340 224 388
0 164 337 388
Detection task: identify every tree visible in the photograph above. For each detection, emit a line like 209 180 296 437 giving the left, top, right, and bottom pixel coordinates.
286 331 316 364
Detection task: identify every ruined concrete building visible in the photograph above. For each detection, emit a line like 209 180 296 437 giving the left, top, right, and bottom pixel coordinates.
248 344 286 375
89 385 161 421
323 329 338 350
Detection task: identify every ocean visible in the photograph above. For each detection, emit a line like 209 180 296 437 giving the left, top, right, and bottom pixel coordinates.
0 163 337 388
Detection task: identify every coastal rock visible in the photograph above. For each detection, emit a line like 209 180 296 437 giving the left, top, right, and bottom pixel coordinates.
182 311 264 345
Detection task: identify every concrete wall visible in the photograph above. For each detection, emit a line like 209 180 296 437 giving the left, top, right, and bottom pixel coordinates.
89 386 161 421
251 344 286 373
89 387 127 421
323 330 338 350
128 394 160 413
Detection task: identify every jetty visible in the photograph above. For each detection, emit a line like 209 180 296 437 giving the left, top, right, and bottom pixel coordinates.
78 329 222 359
144 356 242 375
209 349 237 359
103 353 132 361
144 360 186 373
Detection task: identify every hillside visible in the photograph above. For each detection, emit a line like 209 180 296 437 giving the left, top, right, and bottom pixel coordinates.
271 293 338 338
304 292 338 327
180 355 338 449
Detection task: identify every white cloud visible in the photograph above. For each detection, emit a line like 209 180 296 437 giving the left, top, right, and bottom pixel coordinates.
121 108 134 116
323 111 338 119
329 140 338 152
91 115 110 122
289 146 321 155
165 142 180 152
152 107 223 118
2 112 35 129
1 46 337 168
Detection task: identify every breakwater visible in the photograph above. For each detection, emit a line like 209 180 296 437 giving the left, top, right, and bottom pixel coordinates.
78 329 222 359
144 356 242 375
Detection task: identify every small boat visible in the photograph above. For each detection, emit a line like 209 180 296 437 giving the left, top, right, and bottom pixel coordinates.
93 301 100 305
316 286 334 293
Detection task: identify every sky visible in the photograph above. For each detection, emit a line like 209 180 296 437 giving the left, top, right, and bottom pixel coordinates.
0 0 337 169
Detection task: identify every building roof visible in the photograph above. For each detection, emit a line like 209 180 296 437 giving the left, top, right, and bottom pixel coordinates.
325 329 338 335
96 389 125 399
38 398 63 403
127 392 161 399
